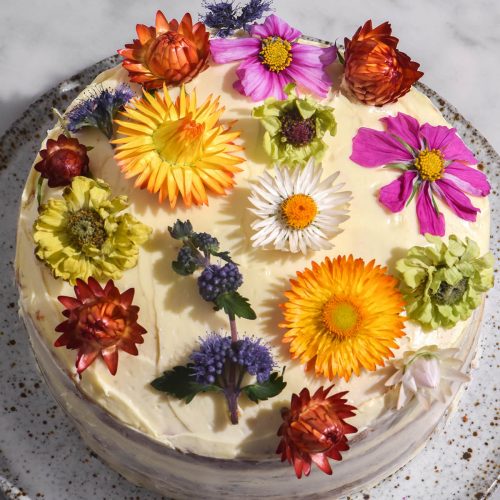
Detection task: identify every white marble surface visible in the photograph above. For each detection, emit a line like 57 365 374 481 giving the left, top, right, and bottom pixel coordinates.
0 0 499 153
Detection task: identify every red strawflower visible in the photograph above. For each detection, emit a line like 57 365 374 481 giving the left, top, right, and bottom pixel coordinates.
343 20 423 106
55 277 146 376
34 134 90 187
277 386 357 478
118 11 210 90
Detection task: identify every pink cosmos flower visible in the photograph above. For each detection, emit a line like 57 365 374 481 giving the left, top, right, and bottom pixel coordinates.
210 14 336 101
350 112 490 235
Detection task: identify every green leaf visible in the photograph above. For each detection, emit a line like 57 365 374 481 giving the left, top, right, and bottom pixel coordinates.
168 220 193 240
210 249 234 264
171 259 196 276
214 291 257 320
151 365 221 403
241 370 287 403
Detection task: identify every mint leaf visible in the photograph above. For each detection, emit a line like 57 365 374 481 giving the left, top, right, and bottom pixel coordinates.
168 220 193 240
214 291 256 320
151 365 221 403
241 370 287 403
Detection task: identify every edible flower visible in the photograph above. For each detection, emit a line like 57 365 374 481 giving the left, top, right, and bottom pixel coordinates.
56 277 146 375
119 11 210 90
65 84 135 138
33 176 152 284
280 255 406 381
396 234 494 329
252 83 337 166
113 85 244 208
248 160 351 254
351 112 490 235
34 134 90 187
277 386 357 478
385 345 470 410
210 14 336 101
343 20 423 106
201 0 273 38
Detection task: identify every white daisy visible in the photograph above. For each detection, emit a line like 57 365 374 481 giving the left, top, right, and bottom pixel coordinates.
385 345 470 410
248 161 352 254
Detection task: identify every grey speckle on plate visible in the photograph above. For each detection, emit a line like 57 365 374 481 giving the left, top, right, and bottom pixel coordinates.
0 54 499 500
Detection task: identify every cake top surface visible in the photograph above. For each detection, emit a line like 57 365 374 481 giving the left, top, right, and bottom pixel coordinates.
15 5 493 475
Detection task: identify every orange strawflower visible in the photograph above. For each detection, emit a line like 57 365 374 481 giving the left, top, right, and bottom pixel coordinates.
343 20 423 106
118 11 210 90
277 386 357 478
55 278 146 376
280 255 406 381
113 85 244 208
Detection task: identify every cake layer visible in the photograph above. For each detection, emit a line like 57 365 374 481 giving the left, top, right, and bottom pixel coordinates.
16 58 490 460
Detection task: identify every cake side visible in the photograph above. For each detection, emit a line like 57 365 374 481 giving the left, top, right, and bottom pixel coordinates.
15 58 490 460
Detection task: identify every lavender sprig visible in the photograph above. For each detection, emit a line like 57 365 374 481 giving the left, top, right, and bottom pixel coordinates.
200 0 273 38
65 84 135 139
151 219 285 424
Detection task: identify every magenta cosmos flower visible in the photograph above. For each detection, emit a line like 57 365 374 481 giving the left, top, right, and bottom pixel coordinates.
351 113 490 236
210 14 336 101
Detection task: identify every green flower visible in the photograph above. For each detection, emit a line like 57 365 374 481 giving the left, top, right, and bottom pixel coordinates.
34 176 152 284
396 234 494 330
252 83 337 167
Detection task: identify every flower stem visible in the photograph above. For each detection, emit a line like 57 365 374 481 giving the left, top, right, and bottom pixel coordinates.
226 389 239 425
229 313 238 343
36 176 44 207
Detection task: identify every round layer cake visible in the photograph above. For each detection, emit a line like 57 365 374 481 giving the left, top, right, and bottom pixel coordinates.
15 16 491 499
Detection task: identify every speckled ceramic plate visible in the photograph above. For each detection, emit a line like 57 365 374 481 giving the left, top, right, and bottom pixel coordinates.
1 52 498 500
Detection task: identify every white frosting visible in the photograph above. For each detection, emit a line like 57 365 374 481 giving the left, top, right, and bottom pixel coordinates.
16 59 490 460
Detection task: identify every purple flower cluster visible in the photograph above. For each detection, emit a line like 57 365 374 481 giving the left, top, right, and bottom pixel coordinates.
231 337 275 383
190 333 274 385
66 84 135 138
197 262 243 301
201 0 273 37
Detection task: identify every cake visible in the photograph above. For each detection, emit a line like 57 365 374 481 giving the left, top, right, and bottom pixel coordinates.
15 4 493 498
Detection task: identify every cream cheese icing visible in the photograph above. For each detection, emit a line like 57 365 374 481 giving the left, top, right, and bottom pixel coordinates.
16 58 490 460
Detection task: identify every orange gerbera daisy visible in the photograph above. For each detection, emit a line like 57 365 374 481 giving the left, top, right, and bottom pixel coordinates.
113 85 244 208
280 255 405 381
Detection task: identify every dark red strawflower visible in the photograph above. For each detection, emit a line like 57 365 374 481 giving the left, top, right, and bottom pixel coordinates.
34 134 90 187
277 386 357 478
55 277 146 376
343 20 423 106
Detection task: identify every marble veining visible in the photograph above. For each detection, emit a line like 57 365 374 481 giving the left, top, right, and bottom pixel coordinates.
0 1 499 499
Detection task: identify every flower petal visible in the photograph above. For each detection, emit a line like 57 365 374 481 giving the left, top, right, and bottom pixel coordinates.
416 183 445 236
351 127 414 167
209 37 261 64
443 162 490 197
250 14 302 41
380 112 420 150
434 178 480 222
283 65 330 97
291 43 337 68
419 124 477 164
379 171 418 212
235 59 288 100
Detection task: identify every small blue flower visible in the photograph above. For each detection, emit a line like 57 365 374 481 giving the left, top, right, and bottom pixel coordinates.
65 84 135 138
190 333 232 384
190 332 275 385
200 0 273 38
232 336 275 383
197 262 243 302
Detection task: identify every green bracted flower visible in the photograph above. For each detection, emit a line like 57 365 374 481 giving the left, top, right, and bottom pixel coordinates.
396 234 494 330
33 176 152 284
252 83 337 167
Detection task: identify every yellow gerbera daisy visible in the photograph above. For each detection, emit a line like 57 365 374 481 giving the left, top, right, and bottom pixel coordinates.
113 85 244 208
280 255 406 381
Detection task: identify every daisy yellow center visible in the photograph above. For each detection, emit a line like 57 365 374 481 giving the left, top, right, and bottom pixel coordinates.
281 194 318 229
415 149 445 181
152 116 205 166
260 37 293 72
322 298 361 339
